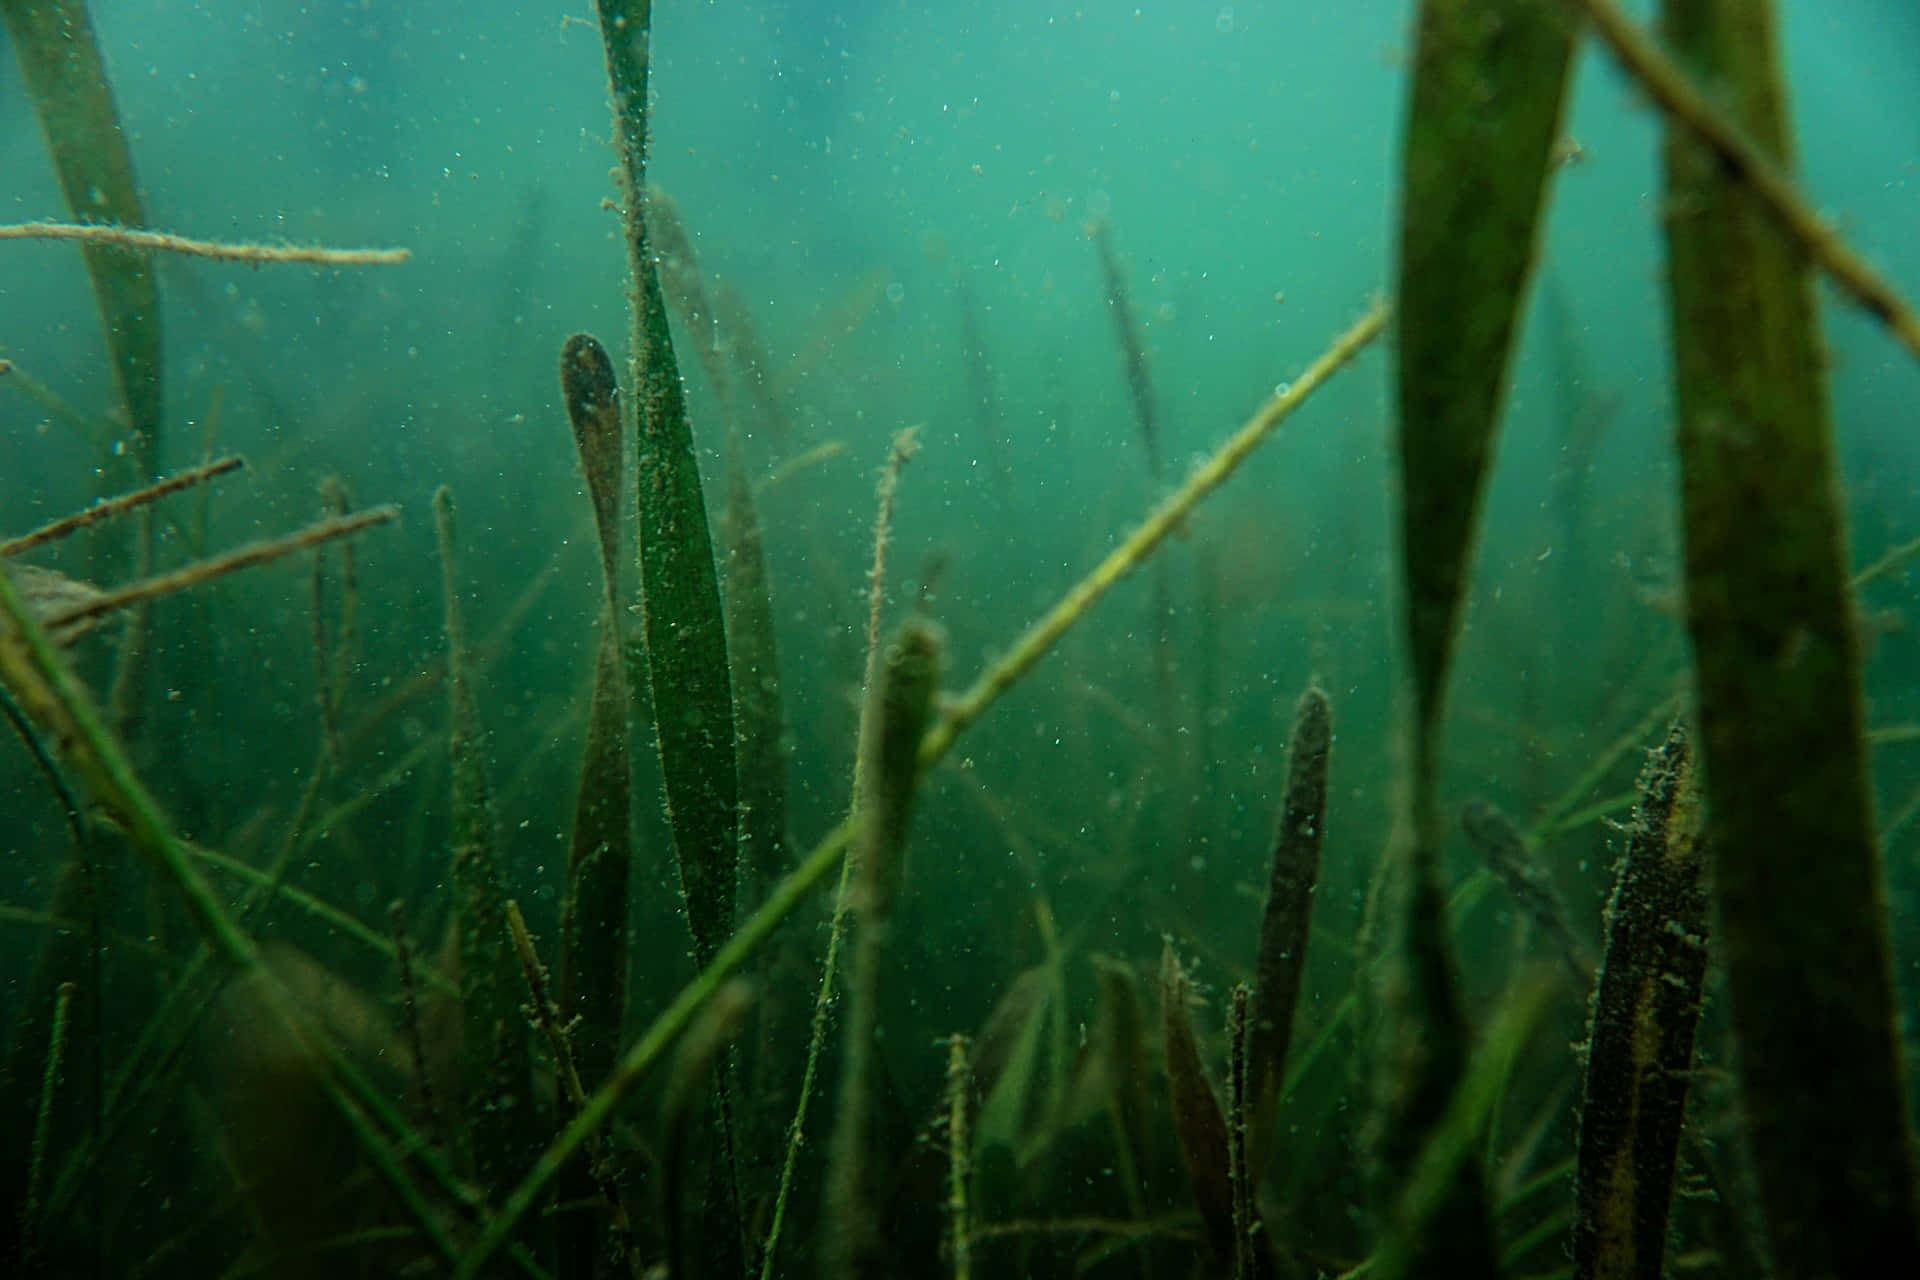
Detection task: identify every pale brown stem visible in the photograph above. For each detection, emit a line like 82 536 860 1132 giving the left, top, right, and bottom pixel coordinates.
2 455 245 557
0 220 410 266
41 505 398 631
1573 0 1920 362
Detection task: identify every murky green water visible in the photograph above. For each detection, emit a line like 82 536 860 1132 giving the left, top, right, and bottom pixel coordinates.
4 2 1920 1276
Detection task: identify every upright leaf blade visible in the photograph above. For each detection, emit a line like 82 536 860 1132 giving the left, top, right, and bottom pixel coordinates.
1388 3 1577 1273
1660 0 1920 1271
592 8 745 1274
432 488 535 1195
2 0 161 476
822 618 941 1280
1160 939 1235 1263
1573 720 1708 1280
593 0 739 975
1248 684 1330 1157
555 333 634 1090
1397 0 1576 744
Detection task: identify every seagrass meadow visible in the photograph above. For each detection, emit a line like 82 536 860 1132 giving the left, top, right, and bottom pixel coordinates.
5 0 1920 1277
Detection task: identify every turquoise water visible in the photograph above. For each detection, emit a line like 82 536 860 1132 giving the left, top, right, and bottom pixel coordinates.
5 2 1920 1276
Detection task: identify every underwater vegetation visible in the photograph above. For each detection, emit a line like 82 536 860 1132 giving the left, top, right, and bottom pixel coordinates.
4 0 1920 1277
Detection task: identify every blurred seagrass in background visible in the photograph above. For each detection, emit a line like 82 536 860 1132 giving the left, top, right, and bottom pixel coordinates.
5 0 1920 1277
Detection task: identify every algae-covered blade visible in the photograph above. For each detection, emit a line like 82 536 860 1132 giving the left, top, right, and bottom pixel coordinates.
1660 0 1920 1270
3 0 161 476
1387 2 1578 1274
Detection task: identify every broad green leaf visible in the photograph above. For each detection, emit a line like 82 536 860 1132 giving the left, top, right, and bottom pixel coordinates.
1661 0 1920 1271
2 0 160 474
1388 3 1577 1274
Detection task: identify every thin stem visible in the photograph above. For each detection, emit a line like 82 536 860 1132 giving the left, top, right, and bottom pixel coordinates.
1572 0 1920 362
21 980 75 1256
506 901 644 1278
0 220 410 266
946 1033 974 1280
1 455 245 558
41 505 398 631
389 902 446 1150
761 425 921 1279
